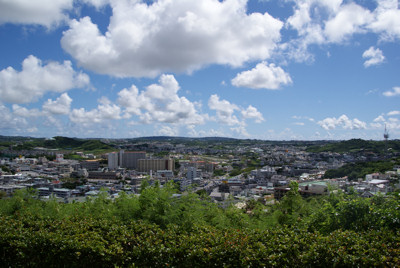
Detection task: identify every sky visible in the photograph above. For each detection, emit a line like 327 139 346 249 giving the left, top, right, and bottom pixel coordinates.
0 0 399 140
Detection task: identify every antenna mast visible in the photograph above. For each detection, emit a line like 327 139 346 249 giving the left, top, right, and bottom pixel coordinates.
384 124 389 156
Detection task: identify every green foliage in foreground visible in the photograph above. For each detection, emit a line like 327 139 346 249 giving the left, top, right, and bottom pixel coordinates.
1 216 399 267
1 184 400 266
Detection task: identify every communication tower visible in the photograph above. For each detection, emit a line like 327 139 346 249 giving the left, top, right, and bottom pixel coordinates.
384 124 389 155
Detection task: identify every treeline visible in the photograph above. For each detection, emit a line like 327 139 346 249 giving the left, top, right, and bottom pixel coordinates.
307 138 400 153
324 158 400 180
10 136 113 152
0 182 400 266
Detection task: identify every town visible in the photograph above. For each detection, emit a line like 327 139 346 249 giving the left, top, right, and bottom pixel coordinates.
1 136 399 204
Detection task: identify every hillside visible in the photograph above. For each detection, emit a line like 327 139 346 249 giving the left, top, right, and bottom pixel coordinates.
324 157 400 180
9 136 113 152
307 138 400 153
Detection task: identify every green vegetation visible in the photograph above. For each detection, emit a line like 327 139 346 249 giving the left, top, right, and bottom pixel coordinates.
324 157 400 180
153 151 170 157
1 165 11 173
1 183 400 266
307 138 400 153
63 154 85 160
229 169 241 177
213 169 226 176
60 178 87 189
8 136 113 154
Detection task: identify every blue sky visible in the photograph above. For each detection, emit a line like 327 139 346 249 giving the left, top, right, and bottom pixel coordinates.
0 0 399 140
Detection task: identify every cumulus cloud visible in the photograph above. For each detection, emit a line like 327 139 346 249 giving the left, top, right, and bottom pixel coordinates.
157 126 178 136
0 0 73 28
82 0 110 9
285 1 372 47
0 103 30 132
69 97 121 126
324 3 373 43
208 94 265 129
0 55 89 104
317 115 367 130
118 74 205 125
241 105 264 123
208 94 240 126
42 93 72 115
368 0 400 41
230 125 250 137
12 105 42 117
362 46 385 67
383 87 400 97
370 113 400 130
284 0 400 61
373 115 386 122
231 62 292 90
61 0 283 77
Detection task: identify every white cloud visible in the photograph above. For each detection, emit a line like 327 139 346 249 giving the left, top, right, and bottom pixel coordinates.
383 87 400 97
241 105 264 123
283 0 400 62
0 55 89 104
157 126 178 136
0 0 73 28
373 115 386 122
362 46 385 67
292 115 315 122
82 0 110 9
208 94 240 126
42 93 72 115
230 125 250 137
69 97 121 126
370 113 400 130
388 111 400 116
117 85 142 116
324 3 373 43
12 104 42 117
368 0 400 41
317 115 366 130
208 94 265 127
61 0 283 77
231 62 292 90
0 103 29 132
118 74 205 125
285 1 371 46
26 127 38 133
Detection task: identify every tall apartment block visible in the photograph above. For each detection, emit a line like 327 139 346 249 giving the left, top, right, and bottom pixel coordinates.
108 152 119 170
122 151 146 169
137 159 174 173
108 150 146 170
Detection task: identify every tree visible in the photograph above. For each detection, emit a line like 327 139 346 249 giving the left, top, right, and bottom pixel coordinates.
275 181 307 226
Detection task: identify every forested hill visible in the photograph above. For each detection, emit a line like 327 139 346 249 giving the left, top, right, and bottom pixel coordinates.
306 138 400 153
8 136 113 151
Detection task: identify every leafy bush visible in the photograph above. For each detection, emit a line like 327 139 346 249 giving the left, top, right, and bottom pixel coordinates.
1 187 400 266
0 216 399 267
